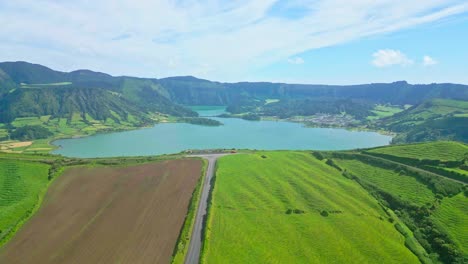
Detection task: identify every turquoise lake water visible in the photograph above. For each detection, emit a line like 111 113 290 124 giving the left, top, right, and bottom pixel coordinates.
52 107 392 158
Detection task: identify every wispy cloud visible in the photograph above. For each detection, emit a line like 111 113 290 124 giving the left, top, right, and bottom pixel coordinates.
372 49 413 67
288 57 304 65
0 0 466 80
423 55 438 66
111 33 132 41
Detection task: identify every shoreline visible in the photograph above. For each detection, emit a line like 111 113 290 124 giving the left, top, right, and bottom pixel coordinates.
2 114 395 156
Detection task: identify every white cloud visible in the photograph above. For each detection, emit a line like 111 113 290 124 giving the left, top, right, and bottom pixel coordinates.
372 49 413 67
423 55 438 66
0 0 466 81
288 57 304 65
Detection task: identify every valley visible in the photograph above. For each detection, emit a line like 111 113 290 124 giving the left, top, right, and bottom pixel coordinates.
0 62 467 264
1 62 468 156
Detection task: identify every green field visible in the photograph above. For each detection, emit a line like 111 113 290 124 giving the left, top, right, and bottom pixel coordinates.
368 141 468 161
368 105 404 120
431 193 468 255
0 160 50 246
201 152 419 263
334 159 435 206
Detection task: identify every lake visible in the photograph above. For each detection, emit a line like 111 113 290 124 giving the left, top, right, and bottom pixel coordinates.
52 107 392 158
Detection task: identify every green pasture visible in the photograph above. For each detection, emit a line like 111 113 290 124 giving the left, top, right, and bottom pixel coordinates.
201 152 419 263
0 160 50 246
334 159 435 206
368 141 468 161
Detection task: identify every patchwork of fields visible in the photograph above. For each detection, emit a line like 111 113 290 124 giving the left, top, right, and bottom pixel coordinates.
0 159 203 264
201 152 419 263
0 141 466 264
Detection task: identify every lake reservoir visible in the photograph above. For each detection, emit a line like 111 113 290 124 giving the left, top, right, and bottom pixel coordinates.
52 107 392 158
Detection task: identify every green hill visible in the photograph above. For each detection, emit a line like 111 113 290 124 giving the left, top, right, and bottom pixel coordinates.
0 62 197 142
377 99 468 143
1 61 468 144
202 152 420 263
368 141 468 161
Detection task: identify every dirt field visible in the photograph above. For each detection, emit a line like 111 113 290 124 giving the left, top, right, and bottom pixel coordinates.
0 159 202 264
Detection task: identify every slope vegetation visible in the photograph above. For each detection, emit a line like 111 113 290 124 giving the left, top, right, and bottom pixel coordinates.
0 160 50 246
379 99 468 143
201 152 419 263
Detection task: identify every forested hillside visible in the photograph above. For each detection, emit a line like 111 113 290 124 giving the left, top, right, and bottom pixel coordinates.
378 99 468 143
1 61 468 144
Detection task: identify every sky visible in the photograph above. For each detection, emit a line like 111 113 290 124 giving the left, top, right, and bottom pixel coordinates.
0 0 467 84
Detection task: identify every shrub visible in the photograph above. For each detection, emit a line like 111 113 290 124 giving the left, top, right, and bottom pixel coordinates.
10 125 52 140
320 210 329 217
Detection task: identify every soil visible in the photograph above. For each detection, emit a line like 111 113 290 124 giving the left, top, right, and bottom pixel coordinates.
0 159 202 264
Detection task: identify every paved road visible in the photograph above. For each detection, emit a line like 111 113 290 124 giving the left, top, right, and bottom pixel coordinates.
184 154 227 264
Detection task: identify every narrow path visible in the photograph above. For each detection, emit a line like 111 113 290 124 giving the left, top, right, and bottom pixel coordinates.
184 154 227 264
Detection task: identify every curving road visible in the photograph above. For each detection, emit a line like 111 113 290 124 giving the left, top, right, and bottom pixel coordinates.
184 154 227 264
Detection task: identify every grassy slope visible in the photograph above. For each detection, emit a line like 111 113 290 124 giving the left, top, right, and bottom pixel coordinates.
382 99 468 143
336 142 467 261
431 193 468 255
335 159 435 206
0 160 50 246
368 141 468 161
202 152 419 263
367 105 404 120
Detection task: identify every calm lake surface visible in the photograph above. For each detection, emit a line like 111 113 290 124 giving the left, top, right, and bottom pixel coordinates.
52 107 392 158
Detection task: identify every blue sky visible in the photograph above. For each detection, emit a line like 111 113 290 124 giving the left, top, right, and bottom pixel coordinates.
0 0 467 84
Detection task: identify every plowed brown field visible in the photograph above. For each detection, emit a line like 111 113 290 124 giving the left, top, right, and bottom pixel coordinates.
0 159 202 264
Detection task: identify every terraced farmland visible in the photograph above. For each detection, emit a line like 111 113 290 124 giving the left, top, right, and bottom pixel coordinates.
201 152 419 263
431 193 468 255
0 159 203 264
334 159 435 206
368 141 468 161
0 160 50 246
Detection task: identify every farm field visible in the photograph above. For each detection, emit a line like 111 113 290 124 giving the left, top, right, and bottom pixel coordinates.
0 160 50 247
334 158 435 206
367 104 404 120
431 193 468 255
201 152 419 263
333 147 467 263
0 159 203 264
367 141 468 161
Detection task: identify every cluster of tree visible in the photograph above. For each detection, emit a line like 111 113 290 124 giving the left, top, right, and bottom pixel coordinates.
260 98 374 119
179 117 222 126
10 125 52 140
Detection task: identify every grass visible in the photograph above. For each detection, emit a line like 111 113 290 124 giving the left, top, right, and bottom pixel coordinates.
172 159 208 264
368 141 468 161
431 193 468 255
334 159 435 206
368 105 404 120
0 159 50 247
201 152 419 263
